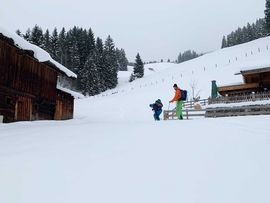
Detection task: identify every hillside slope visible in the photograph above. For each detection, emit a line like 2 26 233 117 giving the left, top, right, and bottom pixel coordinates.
79 36 270 122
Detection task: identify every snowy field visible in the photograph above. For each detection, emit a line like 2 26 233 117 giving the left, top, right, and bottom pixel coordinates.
1 116 270 203
1 37 270 203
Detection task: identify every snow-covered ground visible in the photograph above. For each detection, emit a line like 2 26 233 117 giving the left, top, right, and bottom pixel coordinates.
1 37 270 203
1 116 270 203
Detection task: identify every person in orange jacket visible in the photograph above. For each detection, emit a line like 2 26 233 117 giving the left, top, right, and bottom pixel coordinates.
169 84 183 120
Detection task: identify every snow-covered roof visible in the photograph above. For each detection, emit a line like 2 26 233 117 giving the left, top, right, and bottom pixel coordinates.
235 60 270 75
57 86 84 99
217 82 244 87
0 27 77 78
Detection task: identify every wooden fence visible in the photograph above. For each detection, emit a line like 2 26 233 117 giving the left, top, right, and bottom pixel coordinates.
205 105 270 118
183 99 208 109
209 91 270 104
163 108 206 120
164 92 270 120
164 104 270 120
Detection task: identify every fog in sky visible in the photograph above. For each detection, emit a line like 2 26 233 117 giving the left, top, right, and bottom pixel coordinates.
0 0 266 61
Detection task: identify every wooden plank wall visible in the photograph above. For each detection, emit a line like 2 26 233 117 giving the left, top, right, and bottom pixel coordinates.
55 90 74 120
15 96 32 121
0 39 57 101
0 90 16 122
0 38 60 122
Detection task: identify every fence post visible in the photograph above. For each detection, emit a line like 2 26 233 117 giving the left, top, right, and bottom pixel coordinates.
186 109 189 120
163 111 167 120
252 92 255 101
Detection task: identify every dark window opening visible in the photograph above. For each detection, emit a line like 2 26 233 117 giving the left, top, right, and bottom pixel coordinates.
5 97 11 105
34 104 38 111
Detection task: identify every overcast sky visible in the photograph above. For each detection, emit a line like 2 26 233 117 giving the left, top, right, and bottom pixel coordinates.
0 0 266 61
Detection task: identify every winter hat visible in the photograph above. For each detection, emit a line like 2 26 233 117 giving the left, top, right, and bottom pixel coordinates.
173 84 178 88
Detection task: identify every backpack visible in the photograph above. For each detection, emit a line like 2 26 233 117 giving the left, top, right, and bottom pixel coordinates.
155 99 163 108
179 90 187 101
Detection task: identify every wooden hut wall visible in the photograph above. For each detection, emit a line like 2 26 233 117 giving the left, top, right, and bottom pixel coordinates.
0 39 57 99
0 38 59 122
0 89 16 122
243 74 260 84
55 90 74 120
261 72 270 88
243 72 270 89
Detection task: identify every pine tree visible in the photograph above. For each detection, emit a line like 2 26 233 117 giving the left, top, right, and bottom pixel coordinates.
265 0 270 34
16 29 22 37
65 28 81 86
50 28 60 61
177 53 182 63
177 50 200 63
30 25 44 47
257 19 267 37
77 28 92 70
235 28 243 44
23 29 31 41
80 50 100 96
246 23 254 41
77 28 99 94
58 28 67 65
95 37 106 92
115 48 121 70
115 48 128 71
133 53 144 79
103 35 118 89
43 29 51 53
221 18 268 47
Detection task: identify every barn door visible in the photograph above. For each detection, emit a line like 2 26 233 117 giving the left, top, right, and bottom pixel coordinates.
54 99 63 120
15 97 32 121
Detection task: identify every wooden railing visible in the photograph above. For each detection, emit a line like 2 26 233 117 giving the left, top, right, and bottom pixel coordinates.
205 105 270 118
163 108 206 120
209 91 270 104
164 91 270 120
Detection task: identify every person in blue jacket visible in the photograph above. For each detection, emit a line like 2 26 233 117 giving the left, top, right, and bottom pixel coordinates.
149 99 163 121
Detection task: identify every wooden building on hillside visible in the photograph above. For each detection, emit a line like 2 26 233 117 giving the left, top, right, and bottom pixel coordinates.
0 29 77 123
218 66 270 96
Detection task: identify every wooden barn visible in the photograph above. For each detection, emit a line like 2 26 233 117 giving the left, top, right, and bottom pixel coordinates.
0 28 77 123
218 65 270 96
